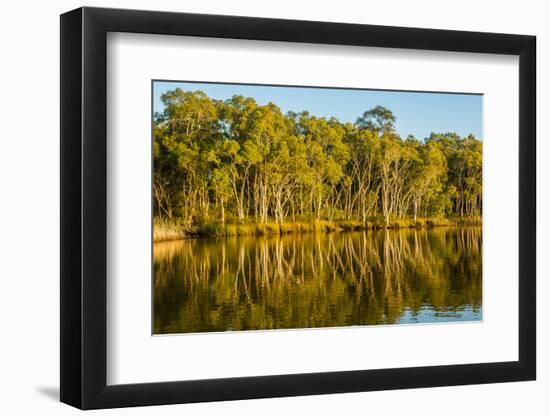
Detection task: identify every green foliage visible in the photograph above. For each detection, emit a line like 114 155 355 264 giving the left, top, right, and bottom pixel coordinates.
356 105 396 134
153 89 482 233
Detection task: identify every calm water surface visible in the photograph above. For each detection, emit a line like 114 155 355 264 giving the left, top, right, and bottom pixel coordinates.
153 227 482 334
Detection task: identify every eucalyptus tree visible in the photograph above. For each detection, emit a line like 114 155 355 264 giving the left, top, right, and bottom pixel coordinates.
342 127 380 221
427 132 482 217
356 105 396 135
409 140 447 221
154 88 220 225
297 114 350 220
377 134 420 226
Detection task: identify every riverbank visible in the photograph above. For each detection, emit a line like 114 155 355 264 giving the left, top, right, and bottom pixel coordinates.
153 216 481 242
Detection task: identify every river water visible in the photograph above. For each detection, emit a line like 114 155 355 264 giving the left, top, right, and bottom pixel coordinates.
153 227 482 334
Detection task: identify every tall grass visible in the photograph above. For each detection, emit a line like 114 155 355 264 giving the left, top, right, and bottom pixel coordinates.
153 219 187 242
154 216 480 241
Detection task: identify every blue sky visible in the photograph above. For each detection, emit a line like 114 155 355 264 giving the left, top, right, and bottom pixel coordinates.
153 81 482 140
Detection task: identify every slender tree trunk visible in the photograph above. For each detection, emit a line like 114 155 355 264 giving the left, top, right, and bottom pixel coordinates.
220 197 225 227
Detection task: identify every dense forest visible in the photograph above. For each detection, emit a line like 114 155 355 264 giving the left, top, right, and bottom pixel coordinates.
153 88 482 240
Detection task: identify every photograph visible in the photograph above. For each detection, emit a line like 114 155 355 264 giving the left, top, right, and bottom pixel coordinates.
51 3 539 412
152 81 483 335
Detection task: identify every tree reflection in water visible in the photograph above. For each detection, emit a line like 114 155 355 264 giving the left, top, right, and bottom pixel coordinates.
153 227 481 334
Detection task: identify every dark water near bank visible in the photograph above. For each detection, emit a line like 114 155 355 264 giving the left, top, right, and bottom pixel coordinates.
153 227 482 334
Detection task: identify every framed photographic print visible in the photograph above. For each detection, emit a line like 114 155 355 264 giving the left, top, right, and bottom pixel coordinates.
60 6 536 409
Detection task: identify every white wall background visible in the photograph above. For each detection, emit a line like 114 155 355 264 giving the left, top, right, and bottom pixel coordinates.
0 0 546 415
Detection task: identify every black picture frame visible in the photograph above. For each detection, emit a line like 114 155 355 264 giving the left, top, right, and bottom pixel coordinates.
60 6 536 410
